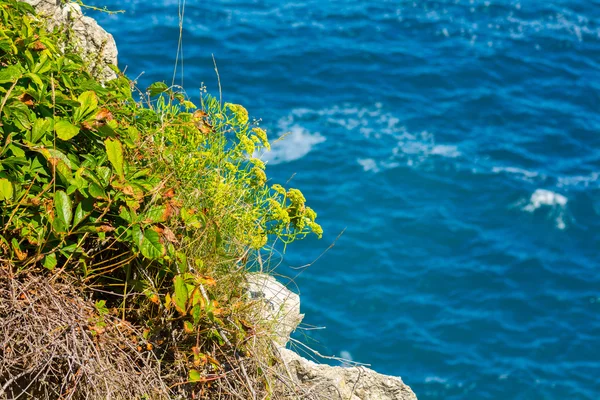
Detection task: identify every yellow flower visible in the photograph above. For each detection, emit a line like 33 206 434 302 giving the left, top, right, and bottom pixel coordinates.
225 103 249 125
272 184 286 195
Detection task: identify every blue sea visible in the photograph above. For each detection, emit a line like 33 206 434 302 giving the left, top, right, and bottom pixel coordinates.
86 1 600 398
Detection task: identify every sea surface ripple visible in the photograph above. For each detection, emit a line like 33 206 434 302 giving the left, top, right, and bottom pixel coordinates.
88 1 600 398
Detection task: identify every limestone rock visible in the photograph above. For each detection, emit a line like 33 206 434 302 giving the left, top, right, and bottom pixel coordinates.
278 347 418 400
24 0 118 81
247 273 303 346
248 273 417 399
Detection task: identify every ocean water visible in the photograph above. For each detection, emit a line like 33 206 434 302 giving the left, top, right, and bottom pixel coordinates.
86 1 600 399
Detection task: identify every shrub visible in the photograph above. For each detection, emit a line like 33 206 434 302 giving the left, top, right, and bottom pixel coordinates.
0 0 321 397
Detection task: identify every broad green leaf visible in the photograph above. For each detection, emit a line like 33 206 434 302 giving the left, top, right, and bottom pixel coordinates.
97 166 111 186
24 72 43 88
173 275 188 314
55 119 80 141
43 253 57 271
0 64 23 83
140 228 164 259
131 224 143 247
191 304 202 325
37 147 76 170
127 126 140 143
0 179 13 201
189 287 203 308
31 53 51 74
10 106 32 130
88 183 106 199
8 144 25 158
70 168 89 192
144 205 168 223
147 81 169 97
118 206 132 223
73 199 93 228
177 252 188 273
73 91 98 122
104 137 124 180
29 117 51 144
188 369 202 383
59 242 83 256
55 160 73 184
53 190 72 233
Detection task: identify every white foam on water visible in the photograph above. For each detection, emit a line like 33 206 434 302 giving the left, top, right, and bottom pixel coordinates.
260 124 325 165
522 189 569 230
557 172 599 188
279 104 460 172
492 166 540 182
425 376 448 384
431 144 461 158
357 158 380 173
524 189 568 211
392 130 461 165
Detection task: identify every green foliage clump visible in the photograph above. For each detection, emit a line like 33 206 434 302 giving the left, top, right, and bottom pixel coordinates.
0 0 321 396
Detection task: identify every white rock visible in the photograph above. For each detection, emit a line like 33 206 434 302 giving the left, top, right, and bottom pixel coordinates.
247 273 304 346
248 273 418 399
24 0 118 81
278 347 417 400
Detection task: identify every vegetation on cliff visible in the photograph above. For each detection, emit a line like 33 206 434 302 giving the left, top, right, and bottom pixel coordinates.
0 0 321 398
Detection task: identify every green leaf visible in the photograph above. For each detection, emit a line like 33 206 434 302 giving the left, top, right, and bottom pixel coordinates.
73 91 98 122
176 252 188 273
95 299 109 316
53 190 72 233
10 105 32 130
0 179 13 201
173 275 188 314
73 198 93 228
55 119 80 141
97 166 111 186
132 224 143 248
43 253 57 271
183 320 194 333
24 72 43 88
139 228 164 259
188 369 202 383
29 117 51 144
31 53 51 75
54 160 73 184
147 82 169 97
191 304 202 325
119 206 132 224
144 205 167 223
0 64 23 83
104 137 124 180
8 144 25 158
88 183 106 199
37 147 76 170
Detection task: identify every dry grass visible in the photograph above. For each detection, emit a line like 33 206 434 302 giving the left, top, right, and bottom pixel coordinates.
0 267 170 400
0 265 313 400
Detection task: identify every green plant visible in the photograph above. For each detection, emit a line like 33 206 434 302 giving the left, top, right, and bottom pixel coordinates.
0 0 321 397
